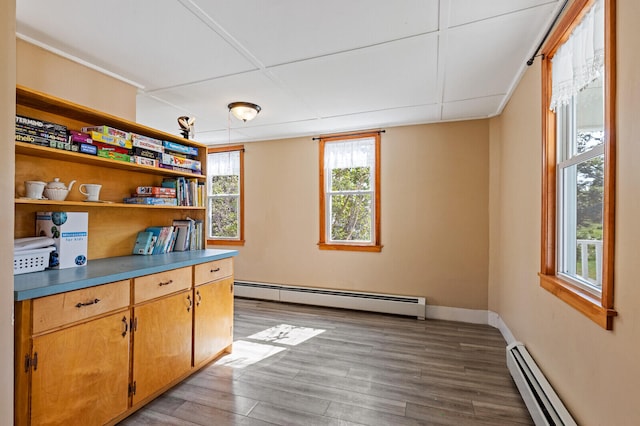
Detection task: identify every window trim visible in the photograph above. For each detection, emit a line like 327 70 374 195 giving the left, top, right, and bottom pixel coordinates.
540 0 616 329
318 132 382 252
206 145 245 246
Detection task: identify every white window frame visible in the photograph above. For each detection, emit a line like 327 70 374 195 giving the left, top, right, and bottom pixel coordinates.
556 98 605 295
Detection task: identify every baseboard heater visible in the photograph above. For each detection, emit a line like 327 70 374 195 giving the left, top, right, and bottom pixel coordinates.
234 281 426 320
506 342 577 426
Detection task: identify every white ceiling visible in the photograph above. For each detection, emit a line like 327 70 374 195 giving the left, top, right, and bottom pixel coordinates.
16 0 562 145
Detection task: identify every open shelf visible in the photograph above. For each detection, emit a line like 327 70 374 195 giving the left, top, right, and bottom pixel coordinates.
15 85 209 258
15 198 205 210
15 142 205 181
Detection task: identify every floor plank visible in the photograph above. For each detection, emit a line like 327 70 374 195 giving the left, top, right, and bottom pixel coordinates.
119 298 533 425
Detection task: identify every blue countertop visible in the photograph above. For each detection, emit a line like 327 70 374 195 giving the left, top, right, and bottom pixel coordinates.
14 249 238 301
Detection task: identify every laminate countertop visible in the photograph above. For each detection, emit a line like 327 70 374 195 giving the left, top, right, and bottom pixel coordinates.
14 249 238 301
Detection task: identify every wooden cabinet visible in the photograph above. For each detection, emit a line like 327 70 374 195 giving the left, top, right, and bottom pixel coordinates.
13 86 236 425
131 289 193 406
30 311 131 426
15 281 131 426
130 267 194 405
193 258 234 368
194 277 234 367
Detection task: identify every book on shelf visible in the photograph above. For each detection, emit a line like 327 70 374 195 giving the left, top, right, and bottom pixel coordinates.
171 219 192 252
123 197 178 206
131 217 203 256
161 177 204 207
145 226 175 254
132 231 155 255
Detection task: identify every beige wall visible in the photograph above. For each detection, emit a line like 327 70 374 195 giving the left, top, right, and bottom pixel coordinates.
230 120 490 309
488 0 640 423
1 2 15 423
17 39 137 120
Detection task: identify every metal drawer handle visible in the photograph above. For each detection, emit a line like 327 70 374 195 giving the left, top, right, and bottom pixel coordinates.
158 279 173 286
211 267 221 273
121 316 128 338
187 294 193 312
196 290 202 306
75 298 100 308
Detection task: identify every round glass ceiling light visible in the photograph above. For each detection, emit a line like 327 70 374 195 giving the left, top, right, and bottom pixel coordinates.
228 102 261 122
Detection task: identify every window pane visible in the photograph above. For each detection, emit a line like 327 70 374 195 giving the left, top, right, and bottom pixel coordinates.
210 175 239 195
560 155 604 289
575 76 604 155
209 196 239 239
330 167 371 191
330 194 372 242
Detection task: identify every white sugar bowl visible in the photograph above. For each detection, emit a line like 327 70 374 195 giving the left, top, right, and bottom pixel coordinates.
43 178 76 201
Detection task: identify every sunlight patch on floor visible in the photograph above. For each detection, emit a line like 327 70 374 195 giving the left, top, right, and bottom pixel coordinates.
247 324 326 346
213 340 286 369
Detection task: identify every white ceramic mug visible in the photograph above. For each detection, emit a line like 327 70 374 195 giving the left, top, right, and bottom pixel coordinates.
79 183 102 201
25 181 46 199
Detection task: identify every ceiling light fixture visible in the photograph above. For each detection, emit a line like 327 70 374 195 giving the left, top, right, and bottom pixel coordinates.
228 102 261 122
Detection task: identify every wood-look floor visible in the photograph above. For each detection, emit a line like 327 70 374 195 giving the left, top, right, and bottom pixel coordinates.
119 298 533 426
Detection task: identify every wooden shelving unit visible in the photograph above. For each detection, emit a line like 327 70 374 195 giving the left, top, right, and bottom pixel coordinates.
14 85 208 259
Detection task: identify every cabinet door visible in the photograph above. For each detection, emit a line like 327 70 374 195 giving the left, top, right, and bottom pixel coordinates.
30 310 130 426
194 277 234 367
132 290 193 406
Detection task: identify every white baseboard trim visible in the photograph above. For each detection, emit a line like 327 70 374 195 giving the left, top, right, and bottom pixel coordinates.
424 306 516 345
488 311 517 345
425 305 490 325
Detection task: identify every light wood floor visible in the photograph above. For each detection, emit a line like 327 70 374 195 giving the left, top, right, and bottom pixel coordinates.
119 298 533 426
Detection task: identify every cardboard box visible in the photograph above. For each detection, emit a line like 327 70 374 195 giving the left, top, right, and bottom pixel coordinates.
36 212 88 269
162 140 199 157
161 152 202 172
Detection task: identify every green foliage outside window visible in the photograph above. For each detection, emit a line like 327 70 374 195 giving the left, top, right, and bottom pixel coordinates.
210 175 239 239
329 167 372 241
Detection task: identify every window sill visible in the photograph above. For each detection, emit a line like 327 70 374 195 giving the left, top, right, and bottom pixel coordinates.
207 239 245 246
539 273 617 330
318 243 382 252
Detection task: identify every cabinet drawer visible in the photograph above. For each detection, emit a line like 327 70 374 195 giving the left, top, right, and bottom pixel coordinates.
194 258 234 286
134 266 192 304
32 280 130 334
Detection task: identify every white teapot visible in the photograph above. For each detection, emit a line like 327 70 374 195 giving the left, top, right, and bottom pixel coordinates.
44 178 76 201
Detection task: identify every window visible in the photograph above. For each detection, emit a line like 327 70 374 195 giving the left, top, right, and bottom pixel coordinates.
540 0 616 329
207 145 244 245
318 132 382 252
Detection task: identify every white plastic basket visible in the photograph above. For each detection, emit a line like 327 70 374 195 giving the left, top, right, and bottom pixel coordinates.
14 247 55 275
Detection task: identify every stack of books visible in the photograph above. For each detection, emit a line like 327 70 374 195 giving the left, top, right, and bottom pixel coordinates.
132 218 204 255
123 186 178 206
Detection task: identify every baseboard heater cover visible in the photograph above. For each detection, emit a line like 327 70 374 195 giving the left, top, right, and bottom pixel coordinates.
234 281 426 320
506 342 577 426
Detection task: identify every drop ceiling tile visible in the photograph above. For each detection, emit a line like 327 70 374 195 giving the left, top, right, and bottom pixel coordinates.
449 0 559 27
135 94 215 139
142 70 319 131
17 0 256 90
192 0 439 66
442 3 556 103
269 33 439 118
212 104 443 145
